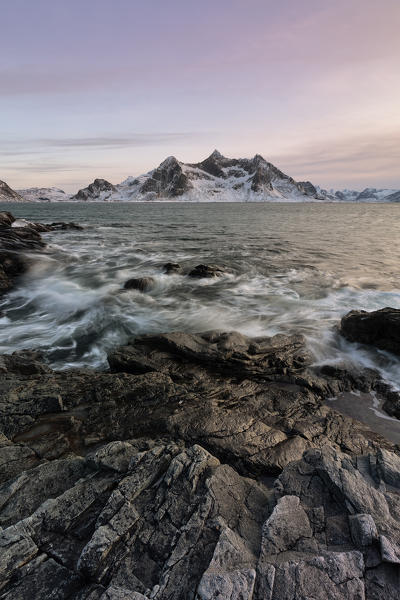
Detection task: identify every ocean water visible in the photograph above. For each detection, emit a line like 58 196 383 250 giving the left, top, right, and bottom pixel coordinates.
1 201 400 386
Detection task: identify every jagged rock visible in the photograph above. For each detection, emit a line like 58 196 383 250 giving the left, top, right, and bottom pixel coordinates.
123 277 155 292
2 324 400 597
140 157 192 198
340 307 400 356
188 264 226 278
72 179 117 202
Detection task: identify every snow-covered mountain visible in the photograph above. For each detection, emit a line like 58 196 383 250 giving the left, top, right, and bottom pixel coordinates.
16 187 69 202
4 151 400 203
73 151 327 203
0 180 26 202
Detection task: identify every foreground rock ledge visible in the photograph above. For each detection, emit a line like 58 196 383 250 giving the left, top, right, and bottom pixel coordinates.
1 330 400 599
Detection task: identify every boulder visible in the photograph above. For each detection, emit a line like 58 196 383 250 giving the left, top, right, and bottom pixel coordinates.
340 307 400 356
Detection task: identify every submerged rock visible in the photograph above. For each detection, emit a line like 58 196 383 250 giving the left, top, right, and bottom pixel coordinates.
123 277 155 292
340 307 400 356
162 262 181 275
188 264 226 278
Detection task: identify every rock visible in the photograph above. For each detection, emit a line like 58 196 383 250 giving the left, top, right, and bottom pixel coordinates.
349 514 378 547
47 221 84 231
0 181 25 203
162 262 181 275
2 324 400 597
0 212 15 227
72 179 117 202
123 277 155 292
340 307 400 356
0 214 46 295
188 264 226 278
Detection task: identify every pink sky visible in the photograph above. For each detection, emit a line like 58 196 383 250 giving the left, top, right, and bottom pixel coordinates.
1 0 399 192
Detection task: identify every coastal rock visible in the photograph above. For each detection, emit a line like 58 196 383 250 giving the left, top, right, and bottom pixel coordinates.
2 324 400 597
123 277 155 292
0 215 45 294
340 307 400 356
0 212 15 227
188 264 226 278
162 262 181 275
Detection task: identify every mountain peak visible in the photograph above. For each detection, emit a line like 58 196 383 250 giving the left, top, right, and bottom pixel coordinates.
159 156 180 169
208 149 225 160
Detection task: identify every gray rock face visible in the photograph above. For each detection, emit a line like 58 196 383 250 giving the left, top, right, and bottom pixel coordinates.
139 156 192 198
1 325 400 597
72 179 117 201
340 307 400 356
0 181 25 203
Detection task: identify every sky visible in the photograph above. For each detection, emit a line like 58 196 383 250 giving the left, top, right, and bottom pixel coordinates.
1 0 400 192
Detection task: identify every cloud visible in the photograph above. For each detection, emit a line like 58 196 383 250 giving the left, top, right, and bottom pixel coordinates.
270 131 400 186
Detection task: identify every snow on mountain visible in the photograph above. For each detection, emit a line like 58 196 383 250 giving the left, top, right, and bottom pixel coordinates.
17 187 70 202
80 151 323 203
4 152 400 203
0 180 26 202
354 188 399 202
71 178 117 201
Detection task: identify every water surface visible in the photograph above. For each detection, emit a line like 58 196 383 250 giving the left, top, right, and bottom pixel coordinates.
1 202 400 387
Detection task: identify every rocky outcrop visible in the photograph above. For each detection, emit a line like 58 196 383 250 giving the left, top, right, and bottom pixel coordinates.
0 181 26 202
0 212 83 295
72 179 117 202
2 311 400 597
0 214 45 294
1 332 400 599
340 307 400 356
139 157 192 198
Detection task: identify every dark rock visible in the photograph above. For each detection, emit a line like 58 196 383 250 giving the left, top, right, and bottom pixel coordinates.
123 277 155 292
188 264 226 278
0 211 15 227
0 215 46 295
340 307 400 356
162 262 181 275
72 179 117 202
139 157 192 198
2 325 400 597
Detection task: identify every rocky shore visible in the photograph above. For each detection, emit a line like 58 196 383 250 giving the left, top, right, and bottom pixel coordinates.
1 212 400 599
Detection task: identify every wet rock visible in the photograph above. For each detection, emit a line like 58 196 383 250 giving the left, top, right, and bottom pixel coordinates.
340 307 400 356
2 325 400 597
188 264 226 278
162 262 181 275
0 214 45 295
0 211 15 227
123 277 155 292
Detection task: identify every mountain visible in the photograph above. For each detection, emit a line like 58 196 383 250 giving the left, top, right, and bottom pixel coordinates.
74 151 324 202
17 187 69 202
0 180 26 202
71 178 117 201
4 152 400 203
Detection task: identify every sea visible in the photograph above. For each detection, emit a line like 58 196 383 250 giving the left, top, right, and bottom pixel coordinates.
1 201 400 389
